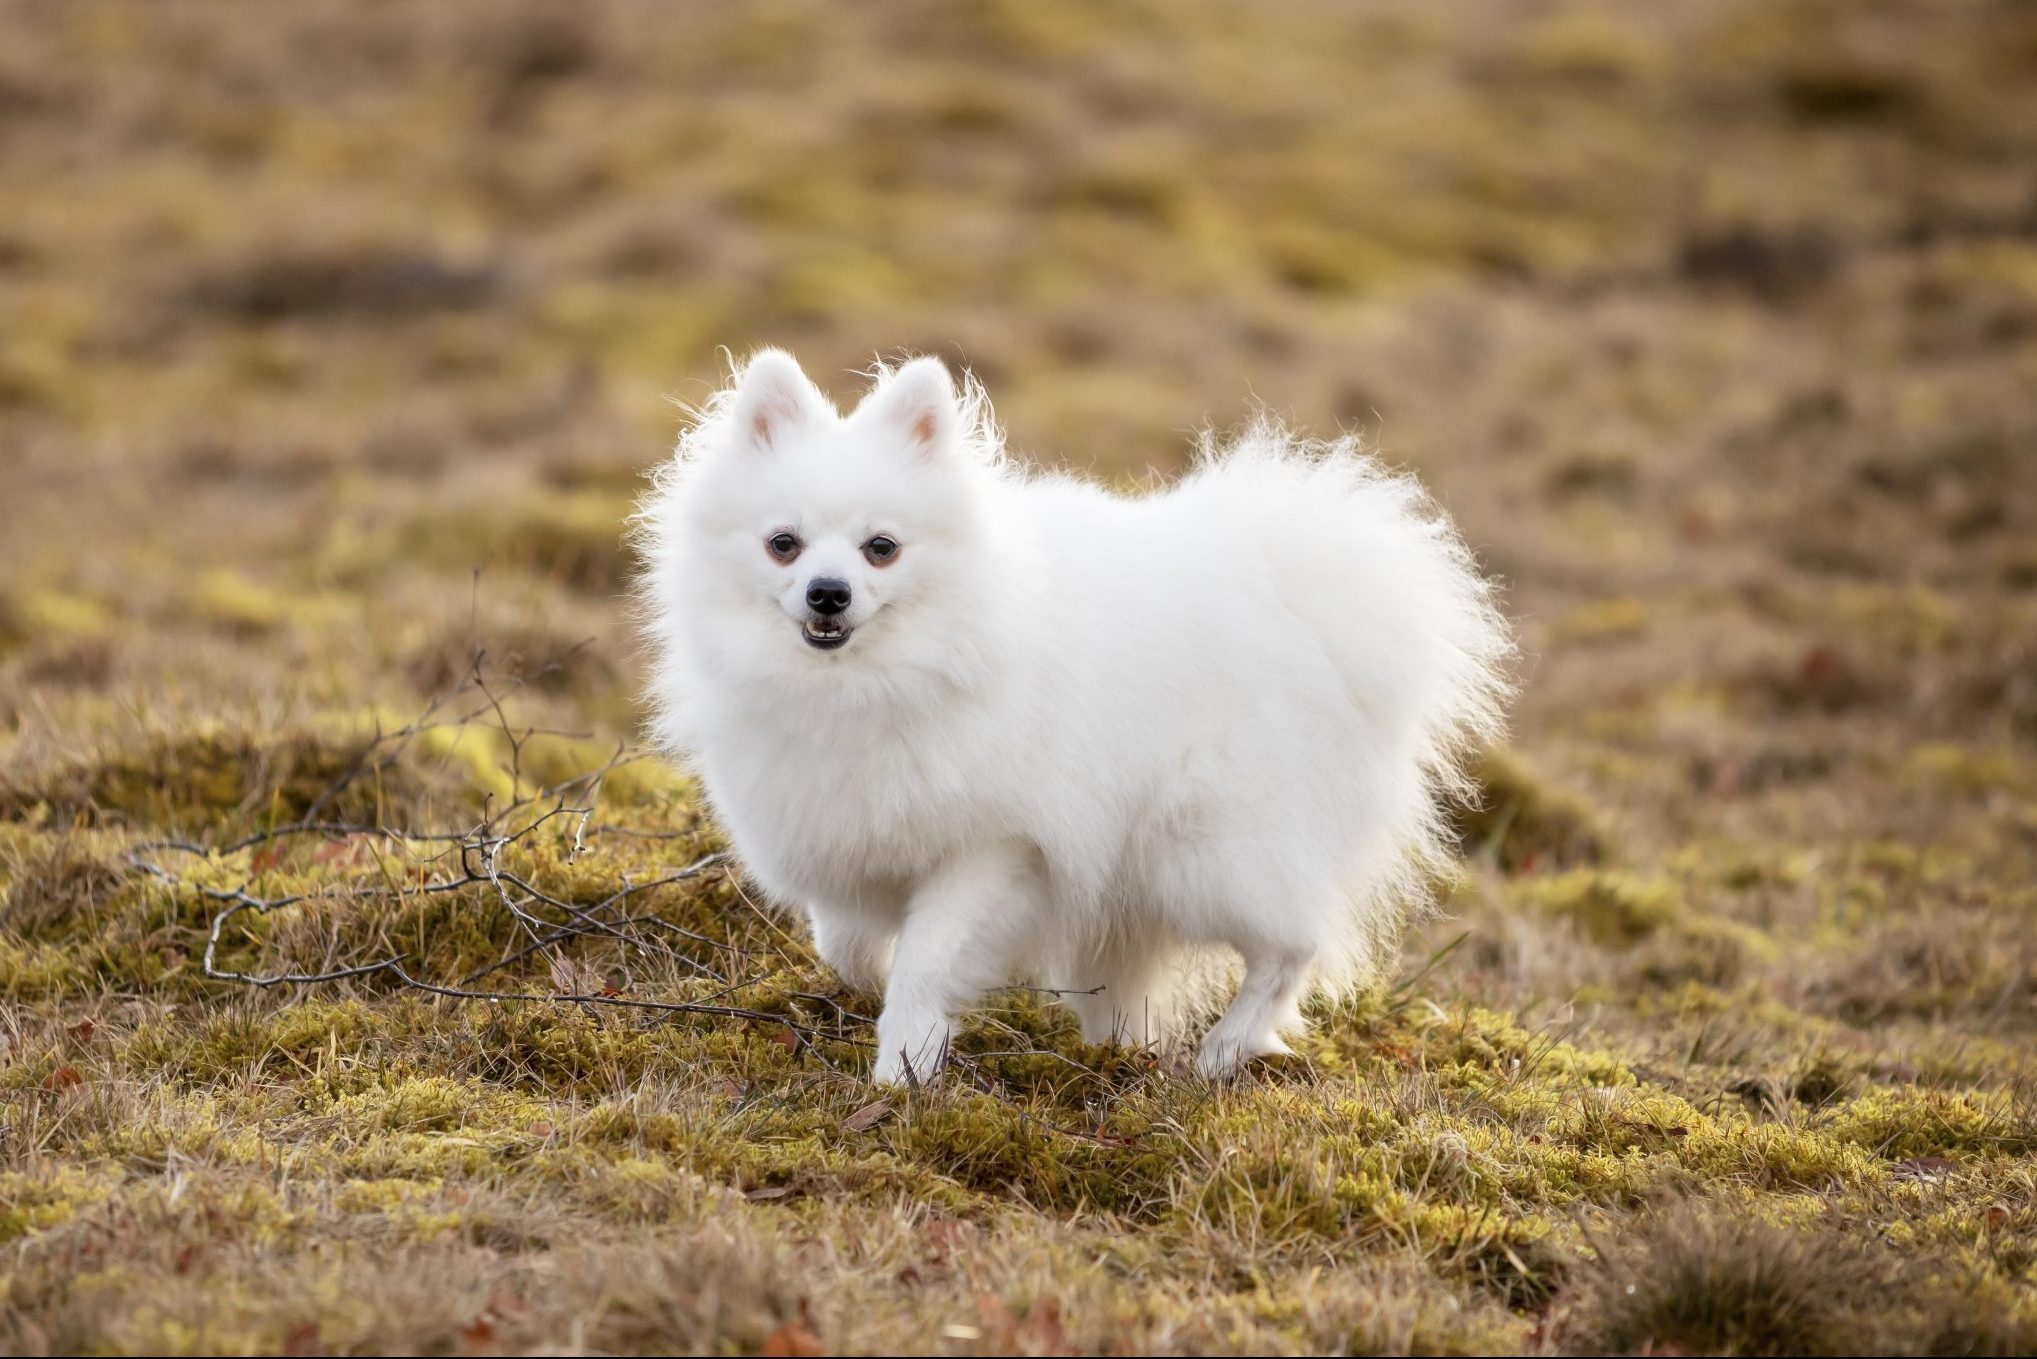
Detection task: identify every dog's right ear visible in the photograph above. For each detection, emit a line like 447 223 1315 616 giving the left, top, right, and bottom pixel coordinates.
730 349 832 451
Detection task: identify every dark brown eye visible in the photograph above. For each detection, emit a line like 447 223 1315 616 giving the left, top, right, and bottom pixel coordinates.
767 531 801 562
862 535 900 566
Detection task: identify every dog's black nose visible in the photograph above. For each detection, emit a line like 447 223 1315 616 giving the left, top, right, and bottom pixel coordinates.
806 578 851 616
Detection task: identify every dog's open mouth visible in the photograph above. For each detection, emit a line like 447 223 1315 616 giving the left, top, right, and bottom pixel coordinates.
802 621 852 650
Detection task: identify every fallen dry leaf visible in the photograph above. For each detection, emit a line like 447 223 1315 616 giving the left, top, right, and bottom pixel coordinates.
842 1099 892 1132
1893 1155 1958 1182
281 1322 324 1357
923 1218 979 1258
67 1017 96 1043
974 1293 1018 1351
547 953 594 995
312 835 374 868
1019 1297 1074 1356
458 1315 502 1356
42 1065 84 1092
758 1320 825 1357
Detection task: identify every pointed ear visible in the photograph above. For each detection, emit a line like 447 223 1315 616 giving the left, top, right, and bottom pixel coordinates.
854 356 958 456
730 349 832 451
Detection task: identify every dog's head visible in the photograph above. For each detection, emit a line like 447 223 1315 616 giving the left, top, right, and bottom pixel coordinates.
672 350 989 666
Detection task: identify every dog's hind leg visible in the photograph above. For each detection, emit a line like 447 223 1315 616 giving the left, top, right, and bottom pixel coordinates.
1194 942 1313 1079
808 906 895 993
1063 944 1174 1049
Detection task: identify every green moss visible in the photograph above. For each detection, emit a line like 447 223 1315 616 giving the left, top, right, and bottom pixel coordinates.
184 569 296 635
3 0 2035 1350
406 491 633 594
1460 749 1606 872
1821 1087 2037 1162
0 588 113 650
0 1164 125 1242
1522 870 1680 945
0 728 376 831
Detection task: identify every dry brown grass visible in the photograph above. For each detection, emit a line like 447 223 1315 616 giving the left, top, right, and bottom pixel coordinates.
4 0 2037 1352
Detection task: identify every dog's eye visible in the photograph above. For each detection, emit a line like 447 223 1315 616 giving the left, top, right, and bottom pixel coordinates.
766 532 801 562
862 535 900 566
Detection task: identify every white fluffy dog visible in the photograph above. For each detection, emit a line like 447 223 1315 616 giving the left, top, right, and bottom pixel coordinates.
636 350 1511 1083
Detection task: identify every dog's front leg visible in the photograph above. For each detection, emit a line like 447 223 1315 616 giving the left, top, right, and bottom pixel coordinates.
870 843 1037 1085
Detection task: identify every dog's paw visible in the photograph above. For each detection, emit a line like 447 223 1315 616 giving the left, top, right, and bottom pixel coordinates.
1194 1030 1293 1081
871 1044 949 1087
870 1008 953 1086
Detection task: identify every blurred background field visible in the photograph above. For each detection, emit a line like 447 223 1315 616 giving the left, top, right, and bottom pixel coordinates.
3 0 2037 1353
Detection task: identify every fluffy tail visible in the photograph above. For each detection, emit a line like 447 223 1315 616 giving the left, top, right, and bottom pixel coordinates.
1191 418 1516 980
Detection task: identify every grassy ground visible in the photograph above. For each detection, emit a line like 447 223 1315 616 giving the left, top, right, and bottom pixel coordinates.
4 0 2037 1352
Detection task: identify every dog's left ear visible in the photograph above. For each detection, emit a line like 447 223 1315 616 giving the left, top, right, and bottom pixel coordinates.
853 357 957 457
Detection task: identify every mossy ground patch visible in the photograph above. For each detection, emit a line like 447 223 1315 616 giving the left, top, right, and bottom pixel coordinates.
5 0 2037 1351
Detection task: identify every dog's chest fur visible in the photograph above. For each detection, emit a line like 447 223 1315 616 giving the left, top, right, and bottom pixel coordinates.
700 692 1009 903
